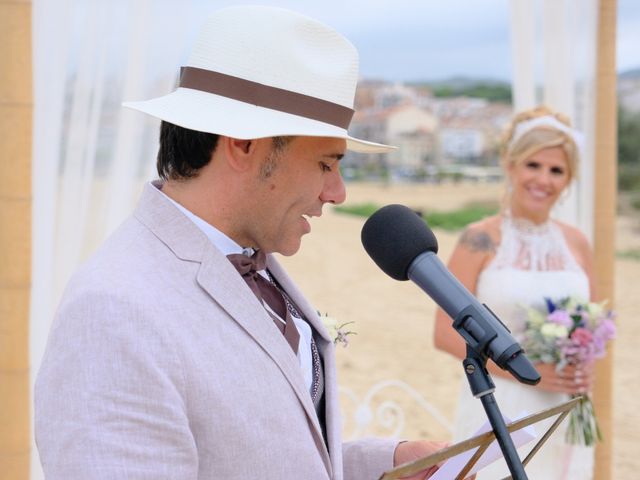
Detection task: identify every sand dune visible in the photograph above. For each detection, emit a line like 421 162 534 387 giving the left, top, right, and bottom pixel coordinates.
279 182 639 477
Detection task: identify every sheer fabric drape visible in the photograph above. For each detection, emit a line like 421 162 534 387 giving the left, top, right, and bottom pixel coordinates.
509 0 598 240
31 1 207 477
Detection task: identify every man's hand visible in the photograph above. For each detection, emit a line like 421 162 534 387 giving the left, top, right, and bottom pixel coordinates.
394 440 475 480
393 440 447 479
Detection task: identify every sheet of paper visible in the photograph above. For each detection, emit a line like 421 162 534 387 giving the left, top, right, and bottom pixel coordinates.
430 412 536 480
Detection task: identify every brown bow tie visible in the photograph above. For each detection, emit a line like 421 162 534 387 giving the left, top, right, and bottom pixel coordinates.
227 250 300 354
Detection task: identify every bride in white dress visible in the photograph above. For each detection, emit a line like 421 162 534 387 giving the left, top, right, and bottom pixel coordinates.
433 106 597 479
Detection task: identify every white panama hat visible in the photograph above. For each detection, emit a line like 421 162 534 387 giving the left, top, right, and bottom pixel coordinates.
123 5 393 153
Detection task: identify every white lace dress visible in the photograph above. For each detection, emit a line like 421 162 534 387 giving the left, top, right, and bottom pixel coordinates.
453 214 594 479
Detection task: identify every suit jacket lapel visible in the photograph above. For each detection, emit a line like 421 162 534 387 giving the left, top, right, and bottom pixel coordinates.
267 255 342 472
197 251 332 473
266 256 341 473
196 247 321 416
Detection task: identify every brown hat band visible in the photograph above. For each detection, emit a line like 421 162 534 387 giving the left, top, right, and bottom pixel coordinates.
179 66 354 130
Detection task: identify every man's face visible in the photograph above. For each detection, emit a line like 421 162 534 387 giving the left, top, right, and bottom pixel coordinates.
245 136 347 256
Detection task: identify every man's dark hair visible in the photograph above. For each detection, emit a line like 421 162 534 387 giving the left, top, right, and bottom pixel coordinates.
156 121 220 180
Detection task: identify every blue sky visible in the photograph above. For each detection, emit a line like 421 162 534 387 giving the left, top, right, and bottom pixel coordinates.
202 0 639 82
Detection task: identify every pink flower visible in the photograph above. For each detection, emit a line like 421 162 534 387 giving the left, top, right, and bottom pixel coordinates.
563 328 599 364
571 327 594 346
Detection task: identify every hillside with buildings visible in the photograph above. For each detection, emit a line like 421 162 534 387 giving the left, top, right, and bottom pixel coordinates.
344 72 640 185
344 79 512 182
619 68 640 113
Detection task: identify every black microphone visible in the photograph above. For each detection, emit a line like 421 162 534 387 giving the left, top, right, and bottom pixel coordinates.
361 204 540 385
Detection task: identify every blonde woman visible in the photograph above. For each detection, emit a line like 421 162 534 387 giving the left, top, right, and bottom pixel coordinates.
433 106 596 479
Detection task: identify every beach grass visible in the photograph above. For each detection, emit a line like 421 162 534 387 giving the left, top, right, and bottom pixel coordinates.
335 202 498 231
617 249 640 261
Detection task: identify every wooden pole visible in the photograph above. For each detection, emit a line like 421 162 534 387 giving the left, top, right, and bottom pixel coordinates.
593 0 617 478
0 0 32 478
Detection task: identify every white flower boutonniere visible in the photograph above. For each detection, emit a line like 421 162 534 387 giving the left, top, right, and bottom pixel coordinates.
318 312 356 347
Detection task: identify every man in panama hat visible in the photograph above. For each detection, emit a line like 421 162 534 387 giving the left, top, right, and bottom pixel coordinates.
35 6 447 479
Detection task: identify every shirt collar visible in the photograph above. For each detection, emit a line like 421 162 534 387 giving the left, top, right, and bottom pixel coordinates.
153 181 249 256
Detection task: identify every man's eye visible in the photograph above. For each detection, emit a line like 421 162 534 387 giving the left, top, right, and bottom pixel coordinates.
320 162 332 172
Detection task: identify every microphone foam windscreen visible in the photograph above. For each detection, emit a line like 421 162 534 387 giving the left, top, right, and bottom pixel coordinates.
361 204 438 281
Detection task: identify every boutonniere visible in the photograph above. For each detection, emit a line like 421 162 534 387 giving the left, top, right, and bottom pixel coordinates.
318 312 356 347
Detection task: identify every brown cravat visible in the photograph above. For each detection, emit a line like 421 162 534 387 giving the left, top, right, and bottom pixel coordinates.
227 250 300 354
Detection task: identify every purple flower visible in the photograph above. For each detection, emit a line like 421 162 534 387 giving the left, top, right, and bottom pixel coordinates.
547 309 573 327
545 297 557 313
591 336 606 358
595 319 616 342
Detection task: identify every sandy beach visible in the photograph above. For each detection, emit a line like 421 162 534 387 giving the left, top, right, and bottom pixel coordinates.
278 182 640 477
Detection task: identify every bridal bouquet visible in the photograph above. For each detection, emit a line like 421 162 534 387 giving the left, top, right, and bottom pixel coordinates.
519 296 616 446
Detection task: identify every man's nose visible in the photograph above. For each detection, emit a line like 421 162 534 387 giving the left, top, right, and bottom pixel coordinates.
320 170 347 205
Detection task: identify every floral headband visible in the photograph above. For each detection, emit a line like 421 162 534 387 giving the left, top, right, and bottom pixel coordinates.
510 115 585 153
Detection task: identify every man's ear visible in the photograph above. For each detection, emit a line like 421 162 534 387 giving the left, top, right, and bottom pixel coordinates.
222 137 258 172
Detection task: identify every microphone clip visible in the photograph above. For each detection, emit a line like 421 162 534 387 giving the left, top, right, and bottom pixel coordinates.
453 303 540 385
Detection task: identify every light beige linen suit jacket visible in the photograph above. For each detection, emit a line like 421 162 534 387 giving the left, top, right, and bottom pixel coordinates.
35 183 397 479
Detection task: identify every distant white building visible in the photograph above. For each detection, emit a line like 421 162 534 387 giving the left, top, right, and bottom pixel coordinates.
436 99 513 165
374 83 419 109
422 96 490 120
440 127 485 161
348 104 438 172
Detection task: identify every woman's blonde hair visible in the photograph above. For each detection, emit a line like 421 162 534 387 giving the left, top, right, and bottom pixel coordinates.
501 105 579 183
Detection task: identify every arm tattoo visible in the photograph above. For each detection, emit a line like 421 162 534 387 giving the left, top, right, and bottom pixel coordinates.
459 229 496 253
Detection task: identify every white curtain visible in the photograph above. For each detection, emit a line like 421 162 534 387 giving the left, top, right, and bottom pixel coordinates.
509 0 598 240
30 1 209 477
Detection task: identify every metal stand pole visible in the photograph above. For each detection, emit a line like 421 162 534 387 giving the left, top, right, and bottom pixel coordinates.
464 346 528 480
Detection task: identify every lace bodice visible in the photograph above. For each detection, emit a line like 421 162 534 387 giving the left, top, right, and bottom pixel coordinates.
485 214 582 273
476 214 589 335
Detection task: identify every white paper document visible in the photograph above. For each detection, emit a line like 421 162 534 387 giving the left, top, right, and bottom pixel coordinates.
430 413 537 480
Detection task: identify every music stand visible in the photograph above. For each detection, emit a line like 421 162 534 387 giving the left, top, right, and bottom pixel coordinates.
378 396 582 480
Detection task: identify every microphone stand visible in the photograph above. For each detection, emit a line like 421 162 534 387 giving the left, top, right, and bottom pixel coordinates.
463 345 528 479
